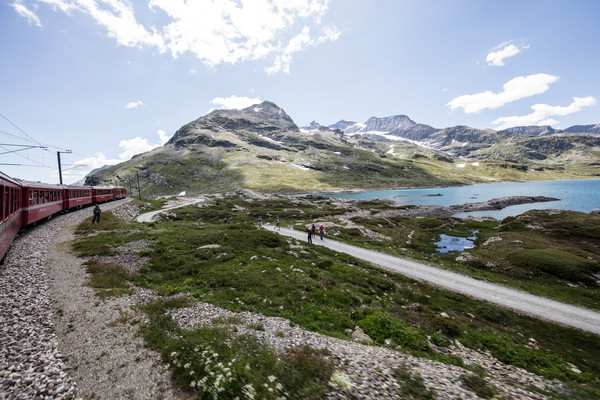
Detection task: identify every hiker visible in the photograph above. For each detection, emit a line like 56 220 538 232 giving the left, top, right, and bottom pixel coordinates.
258 216 263 228
276 217 280 230
224 216 228 224
311 223 316 237
319 224 325 240
307 226 312 243
229 216 233 224
92 204 101 224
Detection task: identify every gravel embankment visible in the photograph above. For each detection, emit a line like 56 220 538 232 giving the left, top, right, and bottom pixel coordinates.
0 200 575 399
1 200 187 399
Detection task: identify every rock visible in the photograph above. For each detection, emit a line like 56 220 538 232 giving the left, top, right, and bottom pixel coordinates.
567 363 582 374
455 252 478 264
439 312 450 319
351 326 373 343
198 244 220 249
591 209 600 215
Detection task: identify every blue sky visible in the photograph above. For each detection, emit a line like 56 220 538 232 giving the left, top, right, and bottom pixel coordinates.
1 0 599 184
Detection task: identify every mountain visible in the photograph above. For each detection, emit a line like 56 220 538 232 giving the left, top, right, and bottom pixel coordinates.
563 124 600 134
503 126 556 135
302 121 322 131
85 101 600 196
328 120 356 131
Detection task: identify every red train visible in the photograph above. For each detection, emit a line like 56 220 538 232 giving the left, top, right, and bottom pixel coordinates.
0 171 126 262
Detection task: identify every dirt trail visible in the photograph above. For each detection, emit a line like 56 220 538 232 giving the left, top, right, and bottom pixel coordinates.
136 197 204 222
265 225 600 335
47 199 189 399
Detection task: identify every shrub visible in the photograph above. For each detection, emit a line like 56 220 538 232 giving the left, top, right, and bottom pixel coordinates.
358 312 429 351
476 304 512 325
461 373 497 399
508 249 597 284
394 365 435 400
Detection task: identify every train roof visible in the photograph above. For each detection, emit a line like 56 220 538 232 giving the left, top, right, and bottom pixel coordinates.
0 171 21 185
15 179 66 190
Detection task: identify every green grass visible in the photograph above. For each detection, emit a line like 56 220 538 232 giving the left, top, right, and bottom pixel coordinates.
84 259 132 299
72 194 600 398
142 300 334 399
394 365 436 399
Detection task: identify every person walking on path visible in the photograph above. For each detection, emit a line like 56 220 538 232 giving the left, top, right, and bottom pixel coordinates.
311 224 316 237
319 224 325 240
258 216 263 228
276 217 280 230
307 226 313 243
91 204 101 224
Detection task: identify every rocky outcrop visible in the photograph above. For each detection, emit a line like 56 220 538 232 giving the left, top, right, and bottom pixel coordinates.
375 196 560 218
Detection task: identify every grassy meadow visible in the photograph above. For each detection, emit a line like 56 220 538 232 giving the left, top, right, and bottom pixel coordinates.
73 195 600 399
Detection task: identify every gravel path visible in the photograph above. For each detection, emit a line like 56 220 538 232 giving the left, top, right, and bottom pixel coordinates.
264 225 600 335
135 198 203 222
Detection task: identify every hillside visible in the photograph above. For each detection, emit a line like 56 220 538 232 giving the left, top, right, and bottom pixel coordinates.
85 101 600 196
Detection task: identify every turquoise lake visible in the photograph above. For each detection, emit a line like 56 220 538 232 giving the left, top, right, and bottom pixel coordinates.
325 179 600 220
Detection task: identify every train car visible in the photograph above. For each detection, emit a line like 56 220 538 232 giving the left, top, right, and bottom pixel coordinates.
19 180 65 226
112 187 127 199
64 185 93 209
92 186 115 203
0 172 23 261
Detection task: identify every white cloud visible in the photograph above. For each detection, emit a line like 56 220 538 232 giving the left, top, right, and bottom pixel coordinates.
157 129 170 144
266 24 340 74
11 0 42 27
492 96 598 130
446 73 559 114
125 100 144 109
69 130 173 181
22 0 338 73
210 95 262 111
486 43 519 66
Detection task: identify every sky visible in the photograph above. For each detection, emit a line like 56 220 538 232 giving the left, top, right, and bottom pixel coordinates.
1 0 599 184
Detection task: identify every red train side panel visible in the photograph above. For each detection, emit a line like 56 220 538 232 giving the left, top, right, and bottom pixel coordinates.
20 181 65 226
0 172 22 261
92 187 115 203
113 187 127 199
64 186 93 209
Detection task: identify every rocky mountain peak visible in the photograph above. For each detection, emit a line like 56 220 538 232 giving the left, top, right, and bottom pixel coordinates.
504 126 556 136
345 115 416 134
328 120 357 131
302 121 322 130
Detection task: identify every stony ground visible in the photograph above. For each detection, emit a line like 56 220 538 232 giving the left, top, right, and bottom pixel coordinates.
1 199 565 399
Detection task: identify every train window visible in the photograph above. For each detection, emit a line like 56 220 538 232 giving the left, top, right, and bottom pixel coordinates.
9 188 13 214
13 189 19 213
4 187 8 217
45 191 49 202
33 191 39 205
0 185 4 220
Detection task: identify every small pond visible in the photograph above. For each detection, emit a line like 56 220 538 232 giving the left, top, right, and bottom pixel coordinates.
434 231 478 253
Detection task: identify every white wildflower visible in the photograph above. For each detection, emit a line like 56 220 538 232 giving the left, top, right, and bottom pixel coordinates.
242 384 256 400
268 375 277 383
329 370 353 392
184 363 191 369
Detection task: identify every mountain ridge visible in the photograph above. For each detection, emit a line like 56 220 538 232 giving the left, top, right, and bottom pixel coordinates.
85 100 600 195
